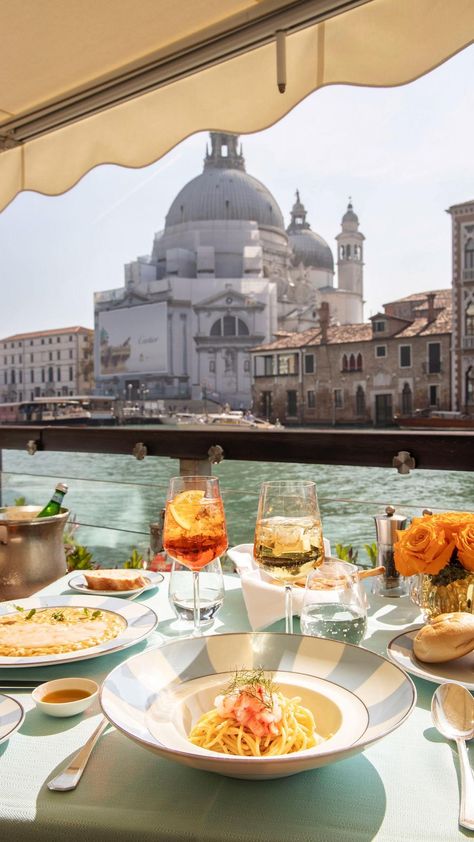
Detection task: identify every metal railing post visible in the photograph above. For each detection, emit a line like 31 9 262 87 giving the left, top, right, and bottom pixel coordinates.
179 458 212 476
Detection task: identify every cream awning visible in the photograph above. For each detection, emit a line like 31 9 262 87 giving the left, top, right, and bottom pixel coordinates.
0 0 472 211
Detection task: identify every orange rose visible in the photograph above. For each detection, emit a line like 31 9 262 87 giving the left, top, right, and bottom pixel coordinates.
431 512 474 541
455 522 474 571
394 516 455 576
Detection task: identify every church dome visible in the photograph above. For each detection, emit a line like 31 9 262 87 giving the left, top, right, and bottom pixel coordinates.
165 133 285 231
289 229 334 271
286 191 334 272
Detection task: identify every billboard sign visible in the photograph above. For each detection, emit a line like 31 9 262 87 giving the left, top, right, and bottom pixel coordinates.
98 302 168 375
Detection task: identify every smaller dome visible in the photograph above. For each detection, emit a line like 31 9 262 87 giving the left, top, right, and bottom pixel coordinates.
342 200 359 225
289 229 334 272
287 190 334 272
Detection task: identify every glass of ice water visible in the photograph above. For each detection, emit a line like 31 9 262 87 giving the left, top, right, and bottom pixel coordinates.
168 556 224 629
300 559 367 644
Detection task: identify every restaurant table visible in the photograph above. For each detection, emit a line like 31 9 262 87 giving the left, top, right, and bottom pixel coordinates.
0 571 471 842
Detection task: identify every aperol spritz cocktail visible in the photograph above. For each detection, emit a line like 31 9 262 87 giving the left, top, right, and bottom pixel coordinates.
162 476 227 635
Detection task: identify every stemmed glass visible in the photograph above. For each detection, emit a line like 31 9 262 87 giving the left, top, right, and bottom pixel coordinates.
253 480 324 634
162 476 228 636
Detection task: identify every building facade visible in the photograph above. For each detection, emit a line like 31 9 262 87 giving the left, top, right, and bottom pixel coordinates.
93 132 366 408
251 291 451 426
447 199 474 415
0 326 94 403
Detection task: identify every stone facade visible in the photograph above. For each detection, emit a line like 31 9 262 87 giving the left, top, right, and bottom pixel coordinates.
251 291 451 426
447 199 474 415
0 326 94 403
93 133 366 408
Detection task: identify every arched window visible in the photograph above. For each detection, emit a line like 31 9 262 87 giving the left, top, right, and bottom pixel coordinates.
466 302 474 336
355 386 365 416
210 317 249 337
339 245 345 260
356 353 363 371
223 315 235 336
349 353 356 371
465 238 474 270
466 366 474 406
342 354 348 371
346 244 351 258
48 366 54 382
401 382 413 415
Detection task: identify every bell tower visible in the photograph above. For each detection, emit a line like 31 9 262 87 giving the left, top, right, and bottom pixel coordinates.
336 199 365 318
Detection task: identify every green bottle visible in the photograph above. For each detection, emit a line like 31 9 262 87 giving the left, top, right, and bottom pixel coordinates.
36 483 68 518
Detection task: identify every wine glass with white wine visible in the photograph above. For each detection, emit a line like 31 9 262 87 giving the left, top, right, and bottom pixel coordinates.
253 480 325 633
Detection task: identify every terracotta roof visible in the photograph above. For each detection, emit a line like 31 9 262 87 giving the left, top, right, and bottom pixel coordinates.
384 288 450 307
1 326 93 341
252 323 373 352
391 304 452 337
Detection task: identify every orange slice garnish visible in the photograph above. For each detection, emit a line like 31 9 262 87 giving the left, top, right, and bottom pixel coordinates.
168 490 205 530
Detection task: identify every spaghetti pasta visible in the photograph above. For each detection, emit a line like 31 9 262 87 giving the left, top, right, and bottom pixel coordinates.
189 670 321 757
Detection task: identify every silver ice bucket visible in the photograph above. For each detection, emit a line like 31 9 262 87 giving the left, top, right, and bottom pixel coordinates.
0 505 69 601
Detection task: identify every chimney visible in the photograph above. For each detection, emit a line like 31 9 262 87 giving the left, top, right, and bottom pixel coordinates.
426 292 436 323
319 301 330 344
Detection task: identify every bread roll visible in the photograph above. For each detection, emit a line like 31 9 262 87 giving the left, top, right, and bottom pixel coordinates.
84 569 147 591
413 613 474 663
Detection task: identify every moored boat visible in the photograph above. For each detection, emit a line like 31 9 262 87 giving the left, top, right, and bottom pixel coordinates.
395 410 474 430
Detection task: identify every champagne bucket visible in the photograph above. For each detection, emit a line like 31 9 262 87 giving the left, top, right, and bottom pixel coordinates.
0 506 69 601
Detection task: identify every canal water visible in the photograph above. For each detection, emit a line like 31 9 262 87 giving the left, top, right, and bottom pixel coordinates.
1 448 472 567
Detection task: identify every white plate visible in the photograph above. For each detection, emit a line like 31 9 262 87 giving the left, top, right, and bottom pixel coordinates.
387 627 474 690
0 595 158 668
0 693 24 743
101 632 416 780
68 570 164 597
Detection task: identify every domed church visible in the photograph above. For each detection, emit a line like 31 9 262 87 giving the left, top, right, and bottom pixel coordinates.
94 132 364 407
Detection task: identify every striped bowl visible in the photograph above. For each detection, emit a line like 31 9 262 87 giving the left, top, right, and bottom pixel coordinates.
101 632 416 780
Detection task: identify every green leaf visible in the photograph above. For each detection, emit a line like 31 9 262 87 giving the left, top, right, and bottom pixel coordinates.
124 548 145 569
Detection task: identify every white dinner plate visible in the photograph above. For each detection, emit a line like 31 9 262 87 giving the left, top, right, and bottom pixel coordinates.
101 632 416 780
0 595 158 668
0 693 24 743
68 570 164 597
387 627 474 690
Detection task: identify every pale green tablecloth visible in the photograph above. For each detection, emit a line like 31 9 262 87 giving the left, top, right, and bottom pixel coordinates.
0 574 470 841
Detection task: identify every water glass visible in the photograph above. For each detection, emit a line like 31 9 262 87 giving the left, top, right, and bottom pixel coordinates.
168 556 225 629
300 559 367 644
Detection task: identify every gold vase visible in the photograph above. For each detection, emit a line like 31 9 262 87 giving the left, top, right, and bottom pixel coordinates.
410 570 474 620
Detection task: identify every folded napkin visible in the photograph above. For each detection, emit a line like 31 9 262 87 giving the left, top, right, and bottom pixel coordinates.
227 540 332 631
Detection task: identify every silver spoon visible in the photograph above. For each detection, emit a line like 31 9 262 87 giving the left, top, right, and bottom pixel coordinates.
431 682 474 831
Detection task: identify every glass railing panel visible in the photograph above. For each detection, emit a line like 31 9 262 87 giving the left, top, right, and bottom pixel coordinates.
2 449 473 569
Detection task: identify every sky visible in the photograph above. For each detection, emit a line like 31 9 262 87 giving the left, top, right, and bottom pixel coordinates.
0 44 473 338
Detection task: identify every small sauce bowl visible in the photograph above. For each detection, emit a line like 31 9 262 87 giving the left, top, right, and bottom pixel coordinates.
32 678 98 717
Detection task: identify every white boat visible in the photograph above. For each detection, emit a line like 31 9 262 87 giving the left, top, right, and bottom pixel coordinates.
175 410 282 430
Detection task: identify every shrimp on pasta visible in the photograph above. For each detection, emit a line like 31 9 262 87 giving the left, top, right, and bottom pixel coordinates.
189 669 321 757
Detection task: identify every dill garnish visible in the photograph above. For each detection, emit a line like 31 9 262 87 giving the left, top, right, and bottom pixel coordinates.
51 610 65 622
224 668 276 710
91 610 102 620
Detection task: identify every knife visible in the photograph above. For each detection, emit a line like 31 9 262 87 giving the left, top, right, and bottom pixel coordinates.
0 679 47 691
